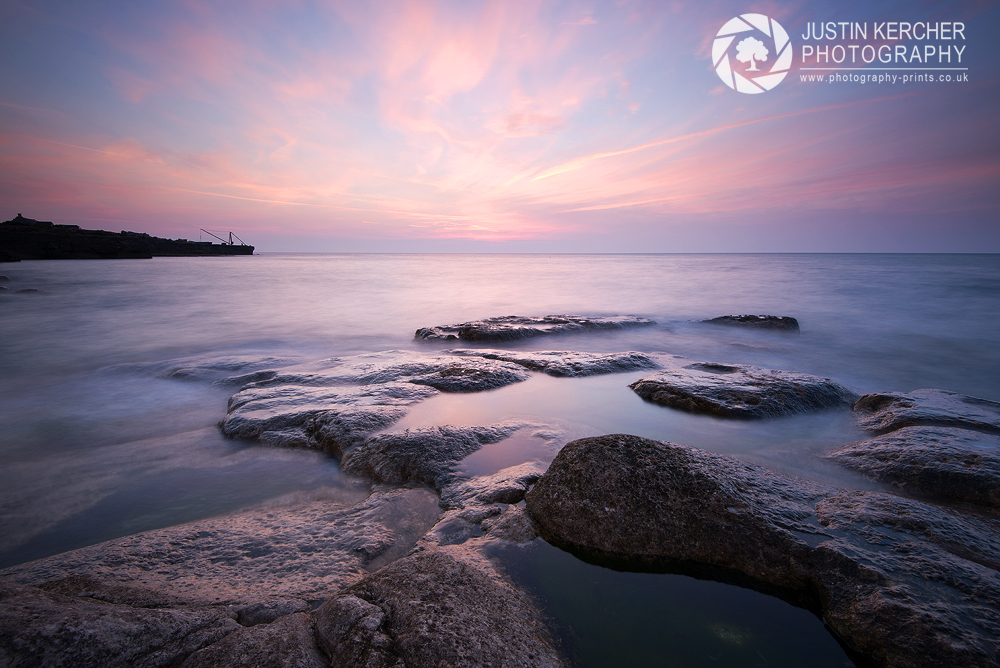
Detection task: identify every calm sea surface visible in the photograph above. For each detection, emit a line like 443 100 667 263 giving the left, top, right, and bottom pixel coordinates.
2 253 998 666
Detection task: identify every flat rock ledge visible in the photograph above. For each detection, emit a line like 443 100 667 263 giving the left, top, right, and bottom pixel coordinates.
220 349 655 459
853 388 1000 435
701 314 800 332
525 434 1000 668
828 426 1000 508
1 468 561 667
415 314 655 342
629 362 858 419
0 488 442 605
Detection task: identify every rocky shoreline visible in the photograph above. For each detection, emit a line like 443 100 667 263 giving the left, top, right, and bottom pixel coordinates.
2 314 999 667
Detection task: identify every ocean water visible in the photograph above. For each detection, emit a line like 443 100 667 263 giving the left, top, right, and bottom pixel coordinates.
1 253 998 665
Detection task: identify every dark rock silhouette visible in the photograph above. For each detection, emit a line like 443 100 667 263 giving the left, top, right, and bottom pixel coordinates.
1 214 253 260
701 314 800 331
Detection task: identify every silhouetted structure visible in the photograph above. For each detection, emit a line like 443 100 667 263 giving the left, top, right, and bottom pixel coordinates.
0 214 254 261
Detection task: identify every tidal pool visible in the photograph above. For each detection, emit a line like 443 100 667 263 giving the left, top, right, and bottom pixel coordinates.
490 539 858 668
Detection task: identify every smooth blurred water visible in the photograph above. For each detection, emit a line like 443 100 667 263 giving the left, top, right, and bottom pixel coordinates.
1 253 998 566
0 253 997 666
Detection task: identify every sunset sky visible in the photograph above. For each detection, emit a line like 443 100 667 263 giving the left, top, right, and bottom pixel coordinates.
1 0 998 252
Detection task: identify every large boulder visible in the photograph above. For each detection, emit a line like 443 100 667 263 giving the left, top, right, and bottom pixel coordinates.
701 314 800 332
1 488 441 605
525 434 1000 668
629 362 858 418
415 314 655 342
313 550 565 668
852 389 1000 434
827 426 1000 507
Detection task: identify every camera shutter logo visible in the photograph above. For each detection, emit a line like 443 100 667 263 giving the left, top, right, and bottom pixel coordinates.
713 14 792 93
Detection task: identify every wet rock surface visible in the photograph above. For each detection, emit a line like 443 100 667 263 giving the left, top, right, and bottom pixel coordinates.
449 348 659 377
828 427 1000 507
219 349 648 457
701 314 800 331
629 362 858 418
526 433 1000 668
341 422 537 491
853 388 1000 434
1 488 441 604
415 314 655 342
314 550 565 668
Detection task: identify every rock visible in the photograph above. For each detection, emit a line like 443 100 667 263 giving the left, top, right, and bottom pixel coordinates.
219 350 660 455
415 314 655 342
853 389 1000 434
448 349 660 377
0 580 238 668
827 427 1000 507
1 488 441 604
629 362 858 418
232 599 310 627
180 612 327 668
14 288 48 295
525 434 1000 668
239 351 532 392
219 351 551 456
701 314 800 332
439 462 546 510
313 550 565 667
0 275 10 281
340 422 534 490
482 506 538 544
221 383 431 456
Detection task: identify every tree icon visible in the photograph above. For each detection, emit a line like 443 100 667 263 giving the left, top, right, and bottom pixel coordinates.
736 36 769 71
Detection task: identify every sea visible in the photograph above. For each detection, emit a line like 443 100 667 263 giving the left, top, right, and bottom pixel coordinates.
2 252 998 667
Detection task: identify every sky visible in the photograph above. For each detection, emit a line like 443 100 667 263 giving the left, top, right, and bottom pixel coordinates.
1 0 998 252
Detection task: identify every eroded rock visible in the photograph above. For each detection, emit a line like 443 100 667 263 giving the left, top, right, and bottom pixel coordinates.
853 389 1000 434
314 550 565 667
1 488 441 604
0 580 238 668
340 422 535 491
701 314 800 332
180 612 326 668
629 362 858 419
827 426 1000 507
415 314 655 342
525 434 1000 668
